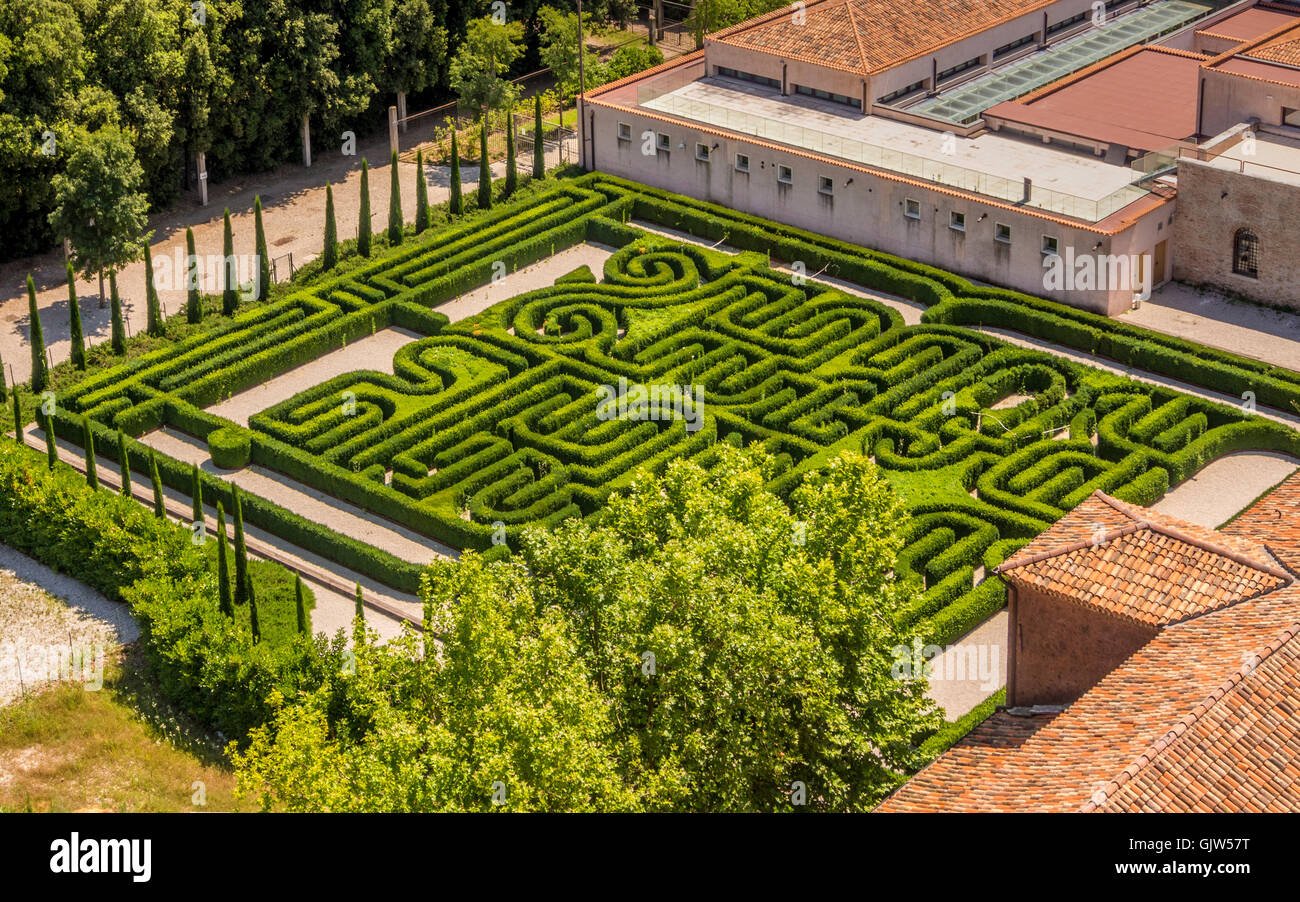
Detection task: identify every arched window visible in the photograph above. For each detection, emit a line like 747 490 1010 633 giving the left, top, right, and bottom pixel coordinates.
1233 228 1259 279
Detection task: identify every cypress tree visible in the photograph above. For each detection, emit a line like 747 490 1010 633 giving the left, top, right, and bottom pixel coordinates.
67 263 85 369
12 394 22 444
248 577 261 643
82 417 97 489
449 132 462 215
358 159 372 257
353 583 365 642
28 275 48 393
185 227 202 324
322 183 338 270
254 196 270 302
233 486 249 609
143 243 162 335
149 448 165 518
0 348 7 404
221 209 238 315
44 419 57 469
414 149 429 233
117 430 132 497
533 94 545 179
109 270 125 354
295 575 307 634
505 108 518 196
216 503 233 617
190 463 203 527
478 121 492 210
387 150 403 245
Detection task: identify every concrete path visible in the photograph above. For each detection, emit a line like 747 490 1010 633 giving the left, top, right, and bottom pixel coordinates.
1124 281 1300 372
1151 450 1299 530
924 610 1008 720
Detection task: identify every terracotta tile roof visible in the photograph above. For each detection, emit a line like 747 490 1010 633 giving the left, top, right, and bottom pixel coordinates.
710 0 1054 76
997 492 1291 627
878 473 1300 812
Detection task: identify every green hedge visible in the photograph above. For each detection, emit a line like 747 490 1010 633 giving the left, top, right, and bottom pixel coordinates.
208 426 252 469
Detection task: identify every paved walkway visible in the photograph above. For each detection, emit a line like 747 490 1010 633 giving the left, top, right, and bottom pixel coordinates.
1123 281 1300 372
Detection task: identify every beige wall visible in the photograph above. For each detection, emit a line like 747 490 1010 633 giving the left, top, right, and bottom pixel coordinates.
1172 156 1300 310
1201 68 1300 135
589 102 1169 314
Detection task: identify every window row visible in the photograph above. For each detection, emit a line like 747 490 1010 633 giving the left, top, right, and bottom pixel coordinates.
905 198 1059 251
793 83 862 109
715 66 781 90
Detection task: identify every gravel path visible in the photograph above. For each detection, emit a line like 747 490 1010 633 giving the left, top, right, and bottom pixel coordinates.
1151 451 1299 529
435 243 615 322
0 553 126 707
924 611 1007 720
208 327 424 427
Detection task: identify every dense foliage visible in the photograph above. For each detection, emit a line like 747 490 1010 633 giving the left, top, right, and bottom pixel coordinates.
231 446 940 811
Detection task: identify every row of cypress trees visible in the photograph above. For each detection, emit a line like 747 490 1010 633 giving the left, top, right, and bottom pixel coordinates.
320 99 546 273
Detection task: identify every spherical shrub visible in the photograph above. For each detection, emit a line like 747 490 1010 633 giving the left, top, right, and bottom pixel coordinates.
208 427 252 469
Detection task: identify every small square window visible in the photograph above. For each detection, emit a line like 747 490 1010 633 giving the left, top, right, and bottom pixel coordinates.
617 122 631 141
695 143 711 162
735 153 750 173
818 176 834 195
656 133 671 151
950 211 966 232
905 198 921 219
777 164 793 184
1042 235 1059 255
995 223 1012 244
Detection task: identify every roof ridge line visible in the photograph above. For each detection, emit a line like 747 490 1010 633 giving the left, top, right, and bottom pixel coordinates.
845 2 870 76
1203 15 1300 70
1080 623 1300 812
1095 491 1294 583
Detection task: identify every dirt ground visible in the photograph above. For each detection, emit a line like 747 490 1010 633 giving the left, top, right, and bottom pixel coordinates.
0 128 577 385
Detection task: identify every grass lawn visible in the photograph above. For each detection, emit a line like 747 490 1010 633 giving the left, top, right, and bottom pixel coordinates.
0 649 241 812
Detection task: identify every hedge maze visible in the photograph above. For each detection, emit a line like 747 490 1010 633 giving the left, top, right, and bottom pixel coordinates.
47 174 1300 642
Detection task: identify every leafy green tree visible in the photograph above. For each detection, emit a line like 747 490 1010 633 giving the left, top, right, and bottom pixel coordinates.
108 269 125 353
66 262 85 369
253 196 269 301
381 0 448 121
358 158 372 257
27 275 48 392
448 16 523 116
47 124 149 307
148 447 165 517
81 416 96 489
117 430 131 497
449 132 462 215
532 94 545 179
387 150 403 244
322 183 338 270
537 7 603 101
607 43 664 81
413 149 429 233
228 446 936 811
477 121 491 210
142 240 162 335
216 502 233 617
221 209 237 315
185 226 201 323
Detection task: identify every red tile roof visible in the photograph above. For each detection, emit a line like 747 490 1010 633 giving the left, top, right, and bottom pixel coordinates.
710 0 1054 76
878 472 1300 812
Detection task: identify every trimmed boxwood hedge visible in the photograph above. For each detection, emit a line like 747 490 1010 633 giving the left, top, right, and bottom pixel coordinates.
208 426 251 469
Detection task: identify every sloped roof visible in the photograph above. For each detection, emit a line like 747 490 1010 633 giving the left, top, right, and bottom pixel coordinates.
997 491 1290 627
878 472 1300 813
1245 22 1300 66
709 0 1054 76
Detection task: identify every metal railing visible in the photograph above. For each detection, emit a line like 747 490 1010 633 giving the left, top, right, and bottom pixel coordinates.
640 87 1149 221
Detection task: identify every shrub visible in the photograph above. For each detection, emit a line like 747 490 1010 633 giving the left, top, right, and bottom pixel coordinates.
209 426 252 469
